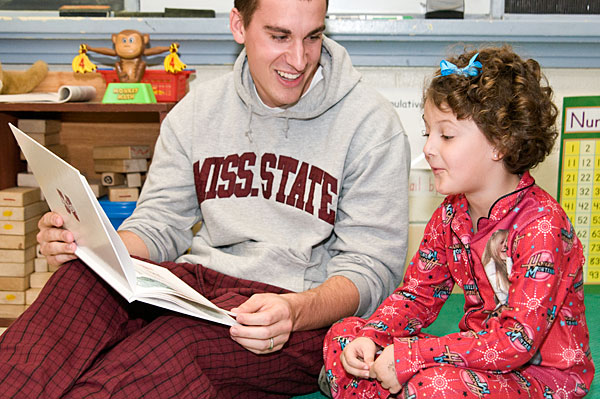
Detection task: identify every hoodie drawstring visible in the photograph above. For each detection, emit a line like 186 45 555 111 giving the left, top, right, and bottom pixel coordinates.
245 105 254 143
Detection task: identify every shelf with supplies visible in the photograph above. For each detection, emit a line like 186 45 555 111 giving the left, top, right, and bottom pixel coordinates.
0 101 176 191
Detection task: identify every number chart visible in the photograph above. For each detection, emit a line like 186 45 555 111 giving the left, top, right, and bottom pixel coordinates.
558 96 600 284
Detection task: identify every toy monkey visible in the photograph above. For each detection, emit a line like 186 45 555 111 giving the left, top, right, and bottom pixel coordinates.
83 29 176 83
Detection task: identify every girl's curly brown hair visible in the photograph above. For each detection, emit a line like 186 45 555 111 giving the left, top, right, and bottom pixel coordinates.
425 45 558 174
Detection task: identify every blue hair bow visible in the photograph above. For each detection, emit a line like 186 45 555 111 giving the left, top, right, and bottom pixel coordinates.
440 53 482 77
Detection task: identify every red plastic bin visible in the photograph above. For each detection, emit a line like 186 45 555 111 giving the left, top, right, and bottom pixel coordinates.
98 69 194 102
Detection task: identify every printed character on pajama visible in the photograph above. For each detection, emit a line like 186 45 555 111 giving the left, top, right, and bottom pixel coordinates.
324 172 594 398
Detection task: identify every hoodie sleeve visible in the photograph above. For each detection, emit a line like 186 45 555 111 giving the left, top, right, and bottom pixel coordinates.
118 99 201 262
326 110 411 318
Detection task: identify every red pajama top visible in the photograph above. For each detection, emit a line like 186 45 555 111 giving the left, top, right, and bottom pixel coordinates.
355 172 594 396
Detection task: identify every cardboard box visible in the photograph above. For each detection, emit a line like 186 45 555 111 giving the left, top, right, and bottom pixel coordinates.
1 218 39 235
94 159 148 173
17 119 61 134
0 260 34 277
0 231 39 250
0 201 48 221
93 145 151 160
0 246 36 263
0 276 30 291
0 187 41 207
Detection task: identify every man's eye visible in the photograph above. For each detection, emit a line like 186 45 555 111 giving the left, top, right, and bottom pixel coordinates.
272 35 287 41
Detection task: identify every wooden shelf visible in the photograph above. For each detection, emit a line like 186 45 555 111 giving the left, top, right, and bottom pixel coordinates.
0 101 176 191
0 102 174 114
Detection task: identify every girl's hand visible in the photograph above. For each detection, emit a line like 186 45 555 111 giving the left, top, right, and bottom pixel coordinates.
340 337 376 379
369 344 401 394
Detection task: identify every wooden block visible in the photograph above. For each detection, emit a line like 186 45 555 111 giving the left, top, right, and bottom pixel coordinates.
1 217 39 235
26 288 42 305
47 144 68 159
0 246 36 263
0 276 30 291
126 172 143 188
17 172 40 188
85 178 108 198
27 132 60 146
0 231 39 250
36 244 43 258
94 159 148 173
0 291 26 305
0 187 41 207
48 263 61 273
101 172 126 186
34 257 48 273
0 201 48 221
108 186 139 202
30 272 53 288
0 304 27 319
0 260 34 277
93 145 151 160
17 119 61 134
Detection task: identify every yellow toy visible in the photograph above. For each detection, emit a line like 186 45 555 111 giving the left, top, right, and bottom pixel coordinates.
0 60 48 94
72 29 185 83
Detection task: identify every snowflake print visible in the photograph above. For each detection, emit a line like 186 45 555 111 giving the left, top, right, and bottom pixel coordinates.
471 338 512 369
379 305 399 318
405 277 419 291
527 215 559 248
512 284 544 320
418 368 464 399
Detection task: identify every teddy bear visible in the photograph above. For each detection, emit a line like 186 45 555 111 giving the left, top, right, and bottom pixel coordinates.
0 60 48 94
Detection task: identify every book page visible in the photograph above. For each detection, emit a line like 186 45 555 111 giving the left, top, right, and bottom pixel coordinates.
132 258 238 326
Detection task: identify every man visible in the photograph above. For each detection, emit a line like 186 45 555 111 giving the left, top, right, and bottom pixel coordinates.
0 0 410 397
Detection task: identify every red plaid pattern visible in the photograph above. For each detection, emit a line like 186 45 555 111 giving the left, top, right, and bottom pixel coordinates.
0 260 327 398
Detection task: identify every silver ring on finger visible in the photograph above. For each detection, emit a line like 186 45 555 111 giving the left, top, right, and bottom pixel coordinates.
268 337 274 350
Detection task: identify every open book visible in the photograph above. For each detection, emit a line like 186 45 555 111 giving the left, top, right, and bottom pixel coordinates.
10 123 237 326
0 86 96 103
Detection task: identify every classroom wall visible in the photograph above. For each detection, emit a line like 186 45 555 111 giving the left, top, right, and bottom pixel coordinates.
185 64 600 264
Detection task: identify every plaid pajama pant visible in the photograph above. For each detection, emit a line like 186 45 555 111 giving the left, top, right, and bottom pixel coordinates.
0 259 327 398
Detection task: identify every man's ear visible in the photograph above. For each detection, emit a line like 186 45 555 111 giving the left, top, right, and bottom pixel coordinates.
230 8 246 45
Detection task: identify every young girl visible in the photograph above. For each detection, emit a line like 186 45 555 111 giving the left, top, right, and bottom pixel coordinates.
323 46 594 398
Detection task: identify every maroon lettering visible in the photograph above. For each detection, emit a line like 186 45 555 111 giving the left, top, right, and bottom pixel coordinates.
217 154 238 198
319 171 337 224
305 166 324 215
260 153 277 199
286 162 309 210
235 152 256 197
193 157 223 204
275 155 299 204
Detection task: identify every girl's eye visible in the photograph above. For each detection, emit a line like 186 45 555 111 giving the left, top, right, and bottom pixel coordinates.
441 134 453 140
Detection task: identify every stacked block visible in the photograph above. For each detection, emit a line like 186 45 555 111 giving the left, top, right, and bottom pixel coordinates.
0 187 48 319
93 145 151 202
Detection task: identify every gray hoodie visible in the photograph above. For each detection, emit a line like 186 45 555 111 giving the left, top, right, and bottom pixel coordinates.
119 37 411 317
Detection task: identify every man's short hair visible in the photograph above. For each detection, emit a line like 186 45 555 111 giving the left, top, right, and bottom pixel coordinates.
234 0 329 27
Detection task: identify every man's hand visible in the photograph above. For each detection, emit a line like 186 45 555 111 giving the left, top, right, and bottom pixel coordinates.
340 337 376 379
229 293 294 354
37 211 77 268
369 344 401 394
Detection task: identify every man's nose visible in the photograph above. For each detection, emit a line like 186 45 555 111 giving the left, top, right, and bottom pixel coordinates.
287 40 307 71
